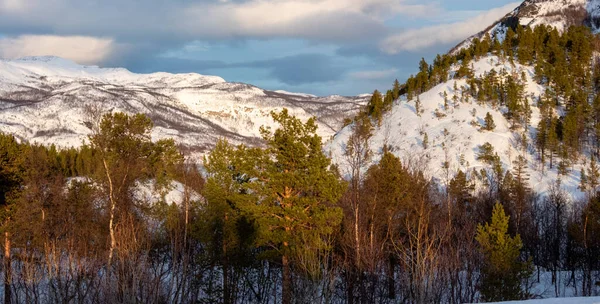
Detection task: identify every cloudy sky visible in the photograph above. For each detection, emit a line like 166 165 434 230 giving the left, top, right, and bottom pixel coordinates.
0 0 521 96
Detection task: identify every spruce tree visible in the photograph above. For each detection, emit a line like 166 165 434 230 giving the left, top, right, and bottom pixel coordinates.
476 203 533 302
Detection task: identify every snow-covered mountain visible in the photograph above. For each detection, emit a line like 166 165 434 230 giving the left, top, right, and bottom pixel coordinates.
328 0 600 200
0 56 368 155
327 55 586 198
452 0 600 54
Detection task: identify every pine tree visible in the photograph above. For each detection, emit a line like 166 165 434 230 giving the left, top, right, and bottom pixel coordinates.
483 112 496 131
517 26 534 64
367 90 384 126
250 109 345 304
384 90 394 112
443 91 449 111
415 96 422 117
580 156 600 195
0 133 25 304
449 170 474 208
476 203 533 302
477 143 499 165
392 79 401 100
361 151 413 288
202 140 259 303
422 133 429 150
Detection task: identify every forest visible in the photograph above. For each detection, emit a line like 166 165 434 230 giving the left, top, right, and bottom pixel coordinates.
0 25 600 304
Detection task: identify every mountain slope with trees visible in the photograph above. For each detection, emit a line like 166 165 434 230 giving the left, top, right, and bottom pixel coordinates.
330 22 600 201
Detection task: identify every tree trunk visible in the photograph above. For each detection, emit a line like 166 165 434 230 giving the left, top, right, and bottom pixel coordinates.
387 256 396 299
346 271 355 304
223 213 230 304
3 232 10 304
354 193 360 270
282 254 291 304
103 159 117 265
223 261 230 304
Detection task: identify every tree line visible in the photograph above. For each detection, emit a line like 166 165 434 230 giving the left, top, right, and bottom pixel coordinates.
0 108 598 303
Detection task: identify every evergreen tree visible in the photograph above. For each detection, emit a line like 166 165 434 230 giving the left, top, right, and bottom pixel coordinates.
580 156 600 195
483 112 496 131
367 90 384 125
443 91 449 111
384 90 394 112
449 170 474 210
477 143 499 165
250 109 345 304
517 26 535 64
0 133 25 304
392 79 401 100
202 140 260 303
476 203 533 302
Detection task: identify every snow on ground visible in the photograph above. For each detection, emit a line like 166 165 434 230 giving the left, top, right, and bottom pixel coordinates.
327 55 586 201
483 297 600 304
66 177 203 206
0 56 226 87
135 180 203 206
517 0 598 33
274 90 317 98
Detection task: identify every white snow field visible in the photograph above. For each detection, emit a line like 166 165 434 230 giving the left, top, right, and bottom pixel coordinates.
484 296 600 304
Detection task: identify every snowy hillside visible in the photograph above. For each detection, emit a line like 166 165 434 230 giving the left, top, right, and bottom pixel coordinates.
0 56 367 155
453 0 600 53
327 55 586 200
485 297 600 304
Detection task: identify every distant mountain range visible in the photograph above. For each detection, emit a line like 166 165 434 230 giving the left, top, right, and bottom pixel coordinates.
0 56 368 156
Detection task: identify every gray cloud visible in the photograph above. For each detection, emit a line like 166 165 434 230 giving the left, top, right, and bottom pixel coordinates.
380 2 520 54
241 54 346 85
349 68 398 80
0 35 120 64
123 53 346 86
0 0 433 44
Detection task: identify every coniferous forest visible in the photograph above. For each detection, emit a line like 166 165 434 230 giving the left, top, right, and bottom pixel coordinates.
1 25 600 304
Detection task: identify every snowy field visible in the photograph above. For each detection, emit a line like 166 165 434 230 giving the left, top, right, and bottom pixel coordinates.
485 296 600 304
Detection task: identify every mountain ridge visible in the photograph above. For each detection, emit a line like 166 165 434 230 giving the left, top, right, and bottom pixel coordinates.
0 56 368 156
451 0 600 54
